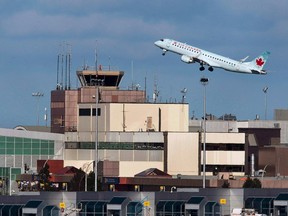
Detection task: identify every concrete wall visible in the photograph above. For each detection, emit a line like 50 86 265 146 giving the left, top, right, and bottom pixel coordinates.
203 132 245 176
205 132 245 144
167 132 199 175
78 103 189 133
64 132 165 177
190 119 288 144
64 131 248 177
119 161 163 177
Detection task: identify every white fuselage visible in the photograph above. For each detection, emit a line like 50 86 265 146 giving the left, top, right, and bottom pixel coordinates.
155 39 266 74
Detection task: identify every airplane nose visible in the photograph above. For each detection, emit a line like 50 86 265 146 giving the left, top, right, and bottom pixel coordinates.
154 41 161 47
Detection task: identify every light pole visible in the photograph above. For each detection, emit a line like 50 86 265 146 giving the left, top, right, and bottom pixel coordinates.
83 161 94 192
32 92 44 126
91 78 104 192
200 77 209 188
181 88 187 103
263 86 268 120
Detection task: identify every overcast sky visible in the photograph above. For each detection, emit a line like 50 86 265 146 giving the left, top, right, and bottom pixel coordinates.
0 0 287 128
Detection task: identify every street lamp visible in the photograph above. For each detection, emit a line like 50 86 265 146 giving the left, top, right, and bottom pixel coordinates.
170 186 177 193
32 92 44 126
91 78 104 192
82 161 94 192
181 88 187 103
261 164 270 183
200 77 209 188
263 86 268 120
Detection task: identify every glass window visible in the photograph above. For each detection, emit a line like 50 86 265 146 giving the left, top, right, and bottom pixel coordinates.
15 137 23 143
6 137 14 142
80 142 94 149
79 108 91 116
49 149 54 155
32 149 40 155
66 142 78 149
41 149 49 155
24 143 32 148
41 140 49 149
23 138 31 143
48 141 54 149
15 149 23 154
6 149 14 154
0 143 5 149
24 149 32 155
15 142 23 149
32 141 40 149
92 108 101 116
6 142 14 148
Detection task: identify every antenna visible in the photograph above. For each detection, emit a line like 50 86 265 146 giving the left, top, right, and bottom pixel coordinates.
65 46 68 90
108 56 111 71
61 42 64 90
67 43 72 90
144 75 147 102
263 86 269 120
32 92 44 126
95 40 98 77
56 41 72 90
56 45 60 90
131 60 134 90
153 74 159 103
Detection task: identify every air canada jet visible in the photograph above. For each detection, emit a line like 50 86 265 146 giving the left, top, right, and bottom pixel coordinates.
154 38 270 75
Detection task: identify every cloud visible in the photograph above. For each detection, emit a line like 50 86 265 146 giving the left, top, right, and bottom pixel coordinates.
0 0 287 128
1 9 174 41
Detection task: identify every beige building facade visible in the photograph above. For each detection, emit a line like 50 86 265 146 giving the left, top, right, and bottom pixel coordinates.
204 133 245 176
78 103 189 133
51 68 247 178
64 130 245 177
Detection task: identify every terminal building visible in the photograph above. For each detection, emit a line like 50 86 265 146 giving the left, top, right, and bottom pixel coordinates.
1 65 287 188
49 66 249 180
1 64 288 214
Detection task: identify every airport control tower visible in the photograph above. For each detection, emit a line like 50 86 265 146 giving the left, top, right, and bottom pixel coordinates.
51 65 146 133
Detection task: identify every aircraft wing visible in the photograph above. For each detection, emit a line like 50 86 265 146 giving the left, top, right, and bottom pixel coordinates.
198 57 221 68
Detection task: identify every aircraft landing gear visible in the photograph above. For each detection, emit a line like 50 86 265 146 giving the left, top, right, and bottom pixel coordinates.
208 67 214 72
199 62 205 71
162 49 167 56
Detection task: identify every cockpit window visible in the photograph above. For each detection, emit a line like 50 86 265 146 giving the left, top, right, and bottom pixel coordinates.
160 39 164 42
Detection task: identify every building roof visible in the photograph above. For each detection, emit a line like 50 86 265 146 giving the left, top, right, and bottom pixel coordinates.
14 125 51 133
186 196 205 204
275 193 288 201
24 200 42 208
54 166 81 175
108 197 127 204
134 168 172 178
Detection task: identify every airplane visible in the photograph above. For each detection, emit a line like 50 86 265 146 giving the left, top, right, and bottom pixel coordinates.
154 38 270 75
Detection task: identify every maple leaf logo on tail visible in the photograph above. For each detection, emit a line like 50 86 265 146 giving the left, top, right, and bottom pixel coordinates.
248 51 270 74
256 58 265 67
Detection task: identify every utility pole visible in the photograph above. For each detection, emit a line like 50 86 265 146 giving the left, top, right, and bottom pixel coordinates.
32 92 44 126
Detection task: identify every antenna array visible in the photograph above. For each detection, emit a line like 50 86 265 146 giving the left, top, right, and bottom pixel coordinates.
56 42 72 90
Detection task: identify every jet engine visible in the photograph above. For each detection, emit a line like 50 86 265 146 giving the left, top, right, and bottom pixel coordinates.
181 55 194 63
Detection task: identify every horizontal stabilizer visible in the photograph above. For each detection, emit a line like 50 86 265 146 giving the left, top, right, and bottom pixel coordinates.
240 56 249 62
